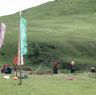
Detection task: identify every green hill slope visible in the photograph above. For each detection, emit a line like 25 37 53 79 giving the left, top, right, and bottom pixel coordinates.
0 0 96 69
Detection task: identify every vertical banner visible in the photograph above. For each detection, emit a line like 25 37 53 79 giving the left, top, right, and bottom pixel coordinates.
18 16 27 85
20 17 27 55
16 17 27 66
0 23 6 48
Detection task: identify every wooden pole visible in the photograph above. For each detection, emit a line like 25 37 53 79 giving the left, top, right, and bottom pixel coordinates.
19 11 22 85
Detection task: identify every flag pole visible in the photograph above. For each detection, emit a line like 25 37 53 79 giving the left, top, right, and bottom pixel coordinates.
19 11 22 85
18 11 27 85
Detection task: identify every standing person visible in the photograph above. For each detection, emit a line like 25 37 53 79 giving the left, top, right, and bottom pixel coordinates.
70 61 75 73
13 54 18 76
13 54 25 76
90 67 95 73
53 61 59 74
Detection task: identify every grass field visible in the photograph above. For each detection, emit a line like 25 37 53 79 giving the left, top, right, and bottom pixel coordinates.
0 73 96 95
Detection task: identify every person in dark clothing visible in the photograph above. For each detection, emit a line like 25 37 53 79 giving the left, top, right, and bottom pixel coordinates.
53 61 59 74
1 64 12 74
1 64 7 73
6 67 12 74
90 67 96 73
70 61 75 73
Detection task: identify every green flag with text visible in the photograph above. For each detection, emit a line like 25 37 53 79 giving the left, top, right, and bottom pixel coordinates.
20 17 27 55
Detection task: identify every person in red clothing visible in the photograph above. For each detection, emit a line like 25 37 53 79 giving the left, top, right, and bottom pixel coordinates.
13 54 24 65
13 54 18 65
13 54 18 76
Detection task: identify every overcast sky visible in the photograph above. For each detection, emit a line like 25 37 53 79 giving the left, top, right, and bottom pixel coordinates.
0 0 54 17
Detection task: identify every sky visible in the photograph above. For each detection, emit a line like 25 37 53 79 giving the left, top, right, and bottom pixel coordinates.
0 0 54 17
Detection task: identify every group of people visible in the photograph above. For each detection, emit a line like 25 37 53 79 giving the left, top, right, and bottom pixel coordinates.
53 60 76 74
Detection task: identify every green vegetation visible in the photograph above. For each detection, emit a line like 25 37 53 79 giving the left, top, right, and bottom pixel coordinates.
0 1 96 94
0 73 96 95
0 0 96 69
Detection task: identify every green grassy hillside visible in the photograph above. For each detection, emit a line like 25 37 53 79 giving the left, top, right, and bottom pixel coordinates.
0 0 96 69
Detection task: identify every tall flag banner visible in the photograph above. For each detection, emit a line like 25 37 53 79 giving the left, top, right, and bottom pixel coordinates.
0 23 6 48
18 15 27 85
20 17 27 55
